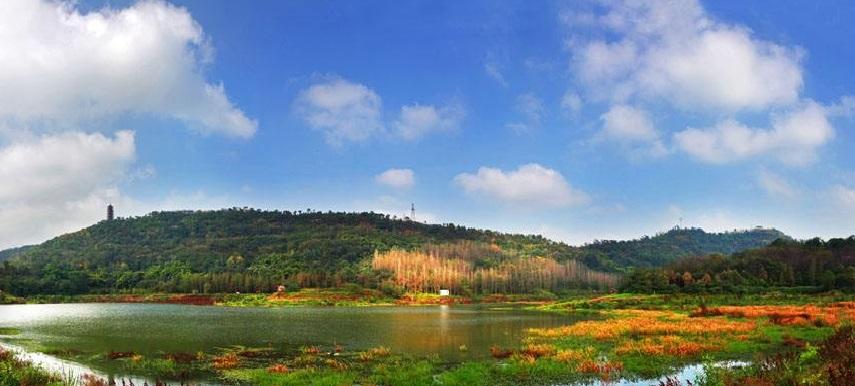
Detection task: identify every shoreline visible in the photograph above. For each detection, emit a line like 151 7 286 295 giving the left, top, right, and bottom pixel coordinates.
2 293 854 385
15 289 590 307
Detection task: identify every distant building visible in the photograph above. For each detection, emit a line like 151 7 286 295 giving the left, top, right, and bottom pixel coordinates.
107 204 114 221
439 289 450 296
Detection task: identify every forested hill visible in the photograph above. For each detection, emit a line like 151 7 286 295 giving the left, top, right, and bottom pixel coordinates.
621 237 855 292
0 245 32 262
0 209 787 295
0 209 587 295
11 208 580 266
574 227 788 271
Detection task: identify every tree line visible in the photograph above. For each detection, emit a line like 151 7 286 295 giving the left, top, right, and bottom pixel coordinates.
621 237 855 293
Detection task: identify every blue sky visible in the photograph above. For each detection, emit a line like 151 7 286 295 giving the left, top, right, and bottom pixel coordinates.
0 0 854 249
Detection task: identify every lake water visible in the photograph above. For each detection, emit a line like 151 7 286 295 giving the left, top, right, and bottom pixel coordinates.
0 303 586 382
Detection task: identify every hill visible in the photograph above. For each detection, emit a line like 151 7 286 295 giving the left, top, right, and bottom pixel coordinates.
0 245 31 262
0 209 609 295
0 209 787 296
574 226 787 271
621 236 855 292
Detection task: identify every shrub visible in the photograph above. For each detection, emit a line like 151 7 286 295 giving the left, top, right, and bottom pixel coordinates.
489 346 513 359
212 353 241 370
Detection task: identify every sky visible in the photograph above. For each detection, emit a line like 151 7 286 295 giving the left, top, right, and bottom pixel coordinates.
1 0 854 249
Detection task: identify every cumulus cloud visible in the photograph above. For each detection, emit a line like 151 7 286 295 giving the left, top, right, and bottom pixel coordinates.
0 131 136 248
568 0 803 111
757 170 798 198
455 163 589 208
601 105 657 141
673 101 833 165
597 105 667 158
375 168 415 189
0 0 256 138
295 78 384 146
558 0 844 168
394 102 464 141
506 93 546 133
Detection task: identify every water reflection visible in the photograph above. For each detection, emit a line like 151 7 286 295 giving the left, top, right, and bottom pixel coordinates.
0 303 582 360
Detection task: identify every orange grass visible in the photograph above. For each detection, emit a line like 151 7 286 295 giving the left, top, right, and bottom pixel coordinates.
324 358 349 371
614 335 718 357
577 360 624 382
211 353 241 370
358 346 391 361
554 347 596 363
529 310 756 340
519 343 557 359
692 304 855 327
267 363 289 374
489 345 513 359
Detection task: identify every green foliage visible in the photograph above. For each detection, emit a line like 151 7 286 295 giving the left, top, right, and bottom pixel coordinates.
577 227 785 271
0 209 790 296
367 359 435 385
438 362 494 386
123 357 182 378
0 292 23 305
223 368 355 386
0 245 31 263
1 209 586 296
622 236 855 293
0 348 63 386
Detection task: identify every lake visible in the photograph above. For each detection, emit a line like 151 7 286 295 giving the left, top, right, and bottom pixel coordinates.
0 303 587 382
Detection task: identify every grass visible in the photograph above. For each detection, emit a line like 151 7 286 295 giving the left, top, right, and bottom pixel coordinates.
19 288 608 308
691 326 855 386
220 288 396 307
526 293 855 380
0 346 66 386
223 368 356 386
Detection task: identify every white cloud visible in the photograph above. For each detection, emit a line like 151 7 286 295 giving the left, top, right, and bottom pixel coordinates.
561 91 583 115
600 104 658 142
673 101 833 165
506 93 545 133
757 170 798 198
0 0 256 138
454 163 589 208
375 168 415 189
569 0 803 111
598 104 668 158
0 131 136 248
295 77 384 146
394 102 464 141
826 95 855 118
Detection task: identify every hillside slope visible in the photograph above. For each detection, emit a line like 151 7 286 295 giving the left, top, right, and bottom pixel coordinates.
0 209 588 295
574 227 787 271
622 237 855 292
0 245 31 262
0 209 787 295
